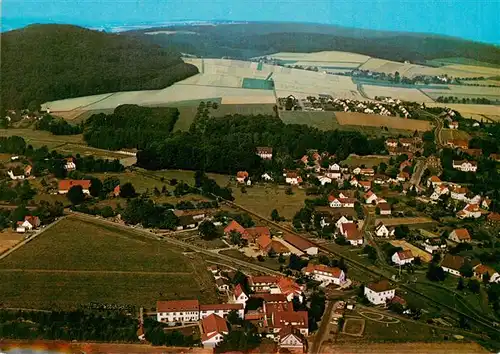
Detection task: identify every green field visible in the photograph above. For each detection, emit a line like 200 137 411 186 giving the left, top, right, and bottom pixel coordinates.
0 128 84 149
426 58 500 69
342 154 391 168
242 78 274 90
0 216 217 310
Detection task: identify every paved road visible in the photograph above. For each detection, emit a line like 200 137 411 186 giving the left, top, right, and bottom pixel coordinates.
362 206 387 267
311 300 336 354
417 109 444 147
70 212 283 276
0 216 66 261
410 158 427 187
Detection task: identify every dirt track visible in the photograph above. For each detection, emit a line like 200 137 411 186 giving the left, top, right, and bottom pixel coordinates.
320 341 488 353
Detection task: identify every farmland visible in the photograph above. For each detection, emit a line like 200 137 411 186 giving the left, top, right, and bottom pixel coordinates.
0 229 23 254
362 84 434 102
0 128 84 149
389 240 432 262
440 129 471 143
0 216 218 310
426 103 500 122
335 112 432 131
422 85 500 102
374 217 436 227
324 341 487 353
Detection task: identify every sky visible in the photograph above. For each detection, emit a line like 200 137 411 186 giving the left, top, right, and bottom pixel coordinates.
1 0 499 44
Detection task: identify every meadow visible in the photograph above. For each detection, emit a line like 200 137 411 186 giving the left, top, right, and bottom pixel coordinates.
440 129 471 143
0 216 218 309
335 112 432 131
342 154 391 168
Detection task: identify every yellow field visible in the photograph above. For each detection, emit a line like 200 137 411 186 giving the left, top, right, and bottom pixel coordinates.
335 112 432 131
362 85 433 102
390 240 432 262
321 341 487 353
440 129 471 143
263 51 370 63
426 103 500 121
375 217 435 226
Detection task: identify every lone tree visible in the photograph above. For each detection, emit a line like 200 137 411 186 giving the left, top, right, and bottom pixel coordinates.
119 182 136 198
271 209 280 221
67 185 85 205
199 220 217 240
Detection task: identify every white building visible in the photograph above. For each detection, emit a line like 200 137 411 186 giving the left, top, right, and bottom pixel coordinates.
374 222 394 238
335 216 353 230
156 300 243 325
441 254 465 277
452 160 477 172
232 284 249 306
303 263 346 286
200 314 228 348
7 170 25 180
261 173 273 181
364 280 395 305
279 327 306 351
424 239 447 254
318 176 332 186
365 191 378 204
392 250 414 266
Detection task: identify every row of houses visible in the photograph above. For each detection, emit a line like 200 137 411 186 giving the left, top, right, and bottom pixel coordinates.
440 254 500 283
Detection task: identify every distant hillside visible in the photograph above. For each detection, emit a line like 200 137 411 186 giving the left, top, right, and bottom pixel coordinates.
0 24 199 109
129 22 500 65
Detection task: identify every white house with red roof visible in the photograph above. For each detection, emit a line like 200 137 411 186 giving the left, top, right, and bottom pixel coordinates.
16 215 41 233
200 314 228 348
58 179 91 195
268 310 309 337
236 171 249 184
335 216 353 229
449 228 471 243
392 250 414 266
223 220 249 240
303 263 346 286
457 204 482 219
156 300 243 325
340 223 363 246
328 195 356 208
364 191 378 204
248 275 304 302
232 284 249 306
364 280 395 305
64 157 76 171
374 222 395 238
284 171 302 185
427 176 442 188
279 326 306 351
318 175 332 186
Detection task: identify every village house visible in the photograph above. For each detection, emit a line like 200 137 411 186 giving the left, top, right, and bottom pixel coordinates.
424 238 447 254
487 213 500 224
364 190 378 204
446 139 469 149
224 220 249 239
399 160 412 171
490 153 500 162
279 326 306 352
156 300 201 324
248 275 305 302
449 121 459 129
318 175 332 186
58 179 91 195
392 250 414 266
397 171 410 182
256 146 273 160
236 171 249 184
284 171 302 185
200 314 228 348
339 223 363 246
335 215 353 229
385 138 398 148
328 195 356 208
441 254 465 277
364 280 395 305
430 185 449 201
64 157 76 171
452 160 478 173
266 308 309 338
359 180 372 191
113 185 120 197
481 198 492 210
450 186 468 201
16 215 41 233
374 222 395 238
232 284 249 306
427 176 442 188
7 170 25 180
473 264 499 283
350 177 360 188
176 215 198 231
215 278 230 292
449 228 472 243
24 165 32 177
456 204 482 219
284 233 318 256
261 172 273 181
303 263 346 286
378 202 392 215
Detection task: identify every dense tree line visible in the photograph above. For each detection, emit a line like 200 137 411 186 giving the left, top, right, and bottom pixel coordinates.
1 24 198 109
122 197 179 229
0 309 139 342
137 114 384 174
84 105 180 150
133 23 500 65
436 96 496 105
36 114 83 135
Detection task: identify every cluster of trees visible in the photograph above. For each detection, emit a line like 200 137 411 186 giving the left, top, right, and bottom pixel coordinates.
144 318 199 347
195 171 234 201
1 24 198 109
122 197 179 229
137 114 385 174
0 180 36 203
436 96 496 105
35 114 83 135
84 105 180 150
0 309 139 342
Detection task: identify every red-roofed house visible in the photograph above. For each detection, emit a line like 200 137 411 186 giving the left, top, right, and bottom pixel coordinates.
16 215 41 233
200 314 228 348
279 326 306 352
232 284 249 306
270 311 309 337
157 300 200 323
200 303 244 320
246 226 271 243
303 263 346 286
283 234 318 256
340 223 363 246
364 191 378 204
113 185 121 197
249 276 305 302
359 180 372 191
391 250 414 266
473 264 499 283
285 172 302 185
236 171 249 183
453 160 478 172
256 147 273 160
328 195 356 208
427 176 442 188
257 233 273 252
457 204 481 219
224 220 249 239
397 171 410 182
58 179 91 195
449 228 471 243
377 202 392 216
64 157 76 171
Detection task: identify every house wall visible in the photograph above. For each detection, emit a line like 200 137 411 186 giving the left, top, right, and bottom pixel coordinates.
157 310 200 324
202 333 226 348
200 308 244 319
364 287 395 305
442 266 461 277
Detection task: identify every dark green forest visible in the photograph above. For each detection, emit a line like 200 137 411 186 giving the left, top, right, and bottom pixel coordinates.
0 24 198 109
129 23 500 65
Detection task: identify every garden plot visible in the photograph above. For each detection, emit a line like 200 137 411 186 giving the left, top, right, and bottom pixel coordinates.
362 85 433 102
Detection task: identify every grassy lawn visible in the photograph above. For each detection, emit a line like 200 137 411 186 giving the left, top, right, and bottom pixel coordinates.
219 249 284 271
342 154 391 168
280 111 342 131
232 185 308 220
0 216 217 309
0 128 84 149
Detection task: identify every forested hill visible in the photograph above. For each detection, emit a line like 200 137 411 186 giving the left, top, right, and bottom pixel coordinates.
129 22 500 65
0 24 199 110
